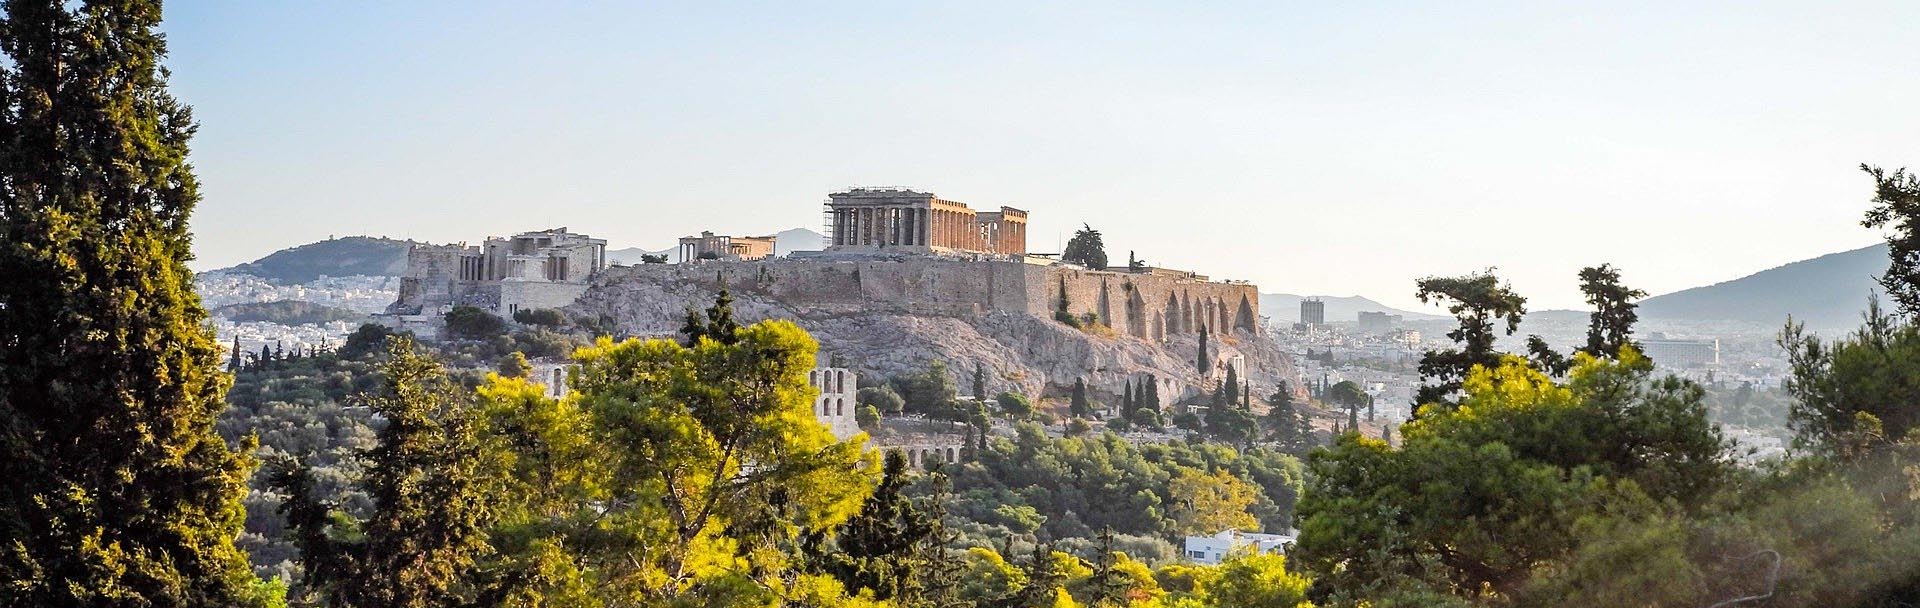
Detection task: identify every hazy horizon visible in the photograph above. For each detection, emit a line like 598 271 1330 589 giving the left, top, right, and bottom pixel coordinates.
166 2 1916 310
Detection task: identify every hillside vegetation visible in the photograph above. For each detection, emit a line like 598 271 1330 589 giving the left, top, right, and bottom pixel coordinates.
221 235 415 283
213 300 369 325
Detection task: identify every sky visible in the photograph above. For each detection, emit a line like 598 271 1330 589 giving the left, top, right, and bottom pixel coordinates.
164 1 1920 310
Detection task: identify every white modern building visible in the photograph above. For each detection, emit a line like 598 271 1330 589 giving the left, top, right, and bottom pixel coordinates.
1183 529 1295 565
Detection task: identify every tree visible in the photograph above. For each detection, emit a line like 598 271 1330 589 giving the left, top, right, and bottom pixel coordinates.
1527 334 1571 376
1294 350 1728 599
1201 551 1313 608
807 451 935 602
272 337 498 608
1070 378 1092 417
1166 468 1260 535
444 305 507 340
1862 164 1920 316
497 350 531 378
562 320 879 602
1781 296 1920 453
998 391 1035 420
230 337 245 371
974 362 988 401
1413 269 1528 409
1197 325 1212 372
340 323 397 359
859 385 907 415
640 253 669 264
896 360 959 418
1575 264 1647 359
1122 381 1136 423
1062 224 1108 270
0 2 276 604
511 307 567 327
857 404 882 432
680 276 741 346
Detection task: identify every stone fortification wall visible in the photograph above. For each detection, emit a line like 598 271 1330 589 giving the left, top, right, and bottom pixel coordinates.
571 257 1292 406
1032 266 1260 341
589 257 1258 337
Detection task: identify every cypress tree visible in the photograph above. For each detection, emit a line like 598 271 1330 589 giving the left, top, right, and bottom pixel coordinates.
229 337 244 371
1070 378 1091 417
0 2 273 604
1122 381 1135 421
973 362 986 402
1196 325 1211 372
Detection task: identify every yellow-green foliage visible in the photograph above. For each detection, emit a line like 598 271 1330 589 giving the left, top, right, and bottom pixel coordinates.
478 320 881 605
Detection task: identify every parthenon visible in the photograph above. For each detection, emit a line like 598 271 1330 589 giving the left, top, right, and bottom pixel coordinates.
824 188 1027 256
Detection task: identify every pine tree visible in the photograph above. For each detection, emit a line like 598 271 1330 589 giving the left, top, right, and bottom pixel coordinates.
680 279 741 346
0 2 272 604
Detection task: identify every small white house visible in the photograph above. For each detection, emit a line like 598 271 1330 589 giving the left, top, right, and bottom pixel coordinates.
1183 529 1295 565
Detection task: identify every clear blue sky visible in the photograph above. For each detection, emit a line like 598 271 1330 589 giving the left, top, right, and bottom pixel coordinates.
165 1 1918 310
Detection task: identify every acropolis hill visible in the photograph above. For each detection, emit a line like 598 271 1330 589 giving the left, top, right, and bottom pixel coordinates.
560 188 1296 403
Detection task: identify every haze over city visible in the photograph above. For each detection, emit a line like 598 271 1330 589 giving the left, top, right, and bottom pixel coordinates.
165 1 1918 310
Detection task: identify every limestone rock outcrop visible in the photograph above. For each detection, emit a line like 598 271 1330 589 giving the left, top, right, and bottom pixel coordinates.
567 260 1301 403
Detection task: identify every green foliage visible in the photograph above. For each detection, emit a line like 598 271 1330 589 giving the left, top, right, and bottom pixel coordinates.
932 424 1302 551
894 360 960 419
339 323 399 359
1862 164 1920 316
640 253 669 264
271 337 498 608
859 385 907 415
805 451 936 602
445 305 508 340
511 307 568 327
1781 296 1920 453
1575 264 1646 359
0 2 274 604
1294 350 1728 600
554 319 880 602
1071 378 1093 417
497 350 532 378
1063 224 1109 270
857 404 882 431
1413 270 1528 408
998 391 1036 420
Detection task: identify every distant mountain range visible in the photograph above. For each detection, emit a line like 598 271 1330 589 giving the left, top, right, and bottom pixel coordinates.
216 236 416 284
1259 294 1444 324
1638 243 1887 330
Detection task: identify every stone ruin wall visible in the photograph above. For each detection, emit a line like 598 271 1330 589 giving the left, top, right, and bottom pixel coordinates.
1034 266 1260 342
588 257 1259 336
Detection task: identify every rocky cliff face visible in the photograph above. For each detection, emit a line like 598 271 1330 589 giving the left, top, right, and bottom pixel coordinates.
567 263 1300 403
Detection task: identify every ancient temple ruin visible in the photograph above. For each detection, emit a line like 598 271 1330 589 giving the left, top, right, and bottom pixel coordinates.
823 188 1027 256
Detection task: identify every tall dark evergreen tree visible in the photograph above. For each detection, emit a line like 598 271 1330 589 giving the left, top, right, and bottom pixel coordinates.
1062 223 1108 270
229 337 244 371
1122 381 1135 421
272 337 498 608
973 362 986 401
1197 325 1212 372
680 278 742 346
1070 378 1091 417
809 450 932 602
1413 269 1528 410
0 2 273 604
1575 263 1647 359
